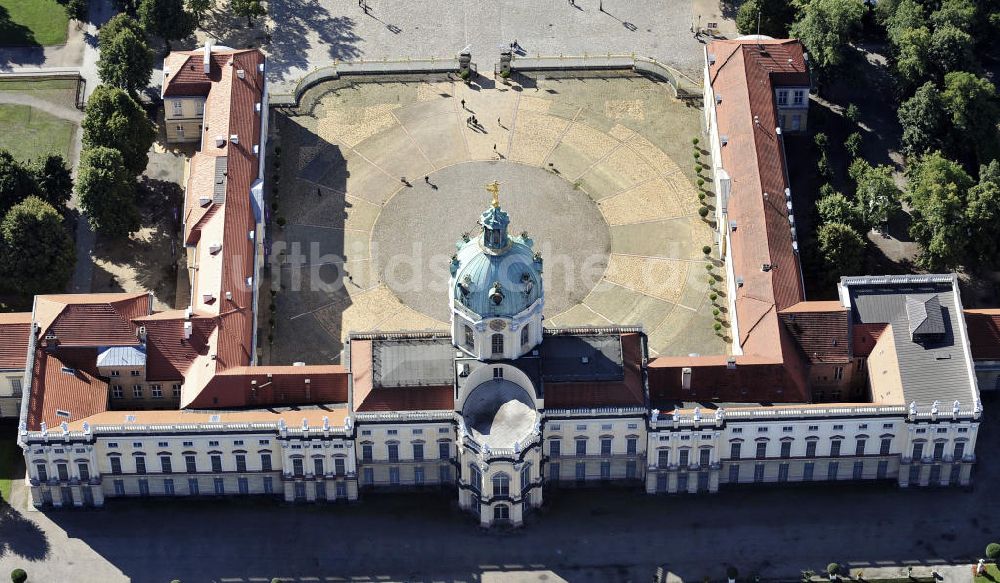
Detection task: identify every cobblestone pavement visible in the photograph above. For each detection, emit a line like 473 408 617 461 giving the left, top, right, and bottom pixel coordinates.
268 72 724 364
0 394 997 583
264 0 710 96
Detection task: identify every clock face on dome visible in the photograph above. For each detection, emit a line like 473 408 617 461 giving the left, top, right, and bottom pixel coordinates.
489 319 507 331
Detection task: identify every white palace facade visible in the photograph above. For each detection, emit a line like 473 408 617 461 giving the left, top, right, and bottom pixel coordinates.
3 41 995 527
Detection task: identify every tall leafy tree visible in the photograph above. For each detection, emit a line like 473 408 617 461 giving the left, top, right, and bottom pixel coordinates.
818 222 866 277
231 0 266 28
967 160 1000 266
31 154 73 210
82 85 156 176
898 82 948 156
929 25 976 75
66 0 89 22
97 23 154 95
931 0 977 30
904 152 974 269
892 26 932 90
735 0 797 37
1 196 76 295
849 159 901 230
77 147 140 239
817 190 862 230
789 0 866 73
0 150 37 216
138 0 195 46
941 71 1000 166
99 13 143 48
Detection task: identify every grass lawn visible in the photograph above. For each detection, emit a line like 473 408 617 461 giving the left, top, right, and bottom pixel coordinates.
0 0 69 46
975 564 999 583
0 439 20 503
0 103 75 163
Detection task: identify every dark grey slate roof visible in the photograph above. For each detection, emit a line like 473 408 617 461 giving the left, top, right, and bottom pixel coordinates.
842 275 977 407
539 334 623 382
371 337 456 388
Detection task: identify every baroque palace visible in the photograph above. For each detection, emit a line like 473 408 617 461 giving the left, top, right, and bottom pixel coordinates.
3 39 997 527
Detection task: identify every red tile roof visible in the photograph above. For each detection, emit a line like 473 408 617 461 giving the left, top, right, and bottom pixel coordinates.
964 309 1000 360
544 333 646 408
186 365 350 408
647 352 807 406
0 312 31 370
779 301 850 363
25 347 109 430
35 293 150 347
162 53 225 97
708 39 807 360
134 310 216 381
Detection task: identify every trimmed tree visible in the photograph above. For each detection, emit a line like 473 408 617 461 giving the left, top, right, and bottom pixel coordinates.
138 0 195 47
77 147 141 238
31 154 73 210
818 222 866 277
1 196 75 296
82 85 156 176
0 150 37 216
905 151 974 270
10 569 27 583
986 542 1000 560
97 20 154 94
789 0 865 73
231 0 266 27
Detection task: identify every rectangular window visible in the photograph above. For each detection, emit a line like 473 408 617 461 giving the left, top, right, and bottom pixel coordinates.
730 442 742 459
953 442 966 460
830 440 842 457
210 455 222 473
334 457 345 476
362 444 373 462
550 440 561 458
601 438 612 456
791 115 802 131
32 464 45 483
263 476 274 494
912 442 924 460
853 461 864 480
188 478 199 495
803 462 815 481
292 458 304 477
214 477 225 495
576 439 587 456
780 441 791 459
932 442 945 461
112 385 123 398
413 443 424 461
699 448 711 467
777 90 788 106
185 455 196 473
782 426 793 433
440 464 451 483
313 458 324 476
549 462 560 481
160 456 172 474
575 461 586 481
793 90 805 105
877 460 888 479
908 464 921 484
172 384 181 397
78 463 90 481
387 443 399 462
389 467 400 485
753 463 764 483
335 481 348 499
600 460 611 479
110 457 122 475
157 441 168 448
656 472 668 493
657 449 670 467
172 100 183 116
808 425 819 432
778 463 789 482
238 477 249 494
362 467 374 485
235 454 247 473
151 384 163 398
827 462 839 481
293 482 306 500
438 441 450 460
56 463 68 481
133 385 143 398
260 453 272 472
114 479 125 496
164 478 175 495
678 449 689 467
625 460 636 479
855 439 866 456
755 442 767 460
880 438 892 456
626 437 637 455
414 466 425 485
883 423 894 430
138 479 149 496
805 441 817 458
834 366 844 381
725 464 738 484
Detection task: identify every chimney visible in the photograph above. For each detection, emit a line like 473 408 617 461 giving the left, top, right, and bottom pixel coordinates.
681 367 692 390
203 41 213 74
304 378 311 400
209 243 222 255
183 321 192 340
229 134 239 145
214 136 226 148
138 326 147 342
237 69 245 79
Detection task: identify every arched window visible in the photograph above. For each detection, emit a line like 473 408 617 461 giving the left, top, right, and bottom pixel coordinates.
464 325 475 350
521 324 530 347
492 472 510 497
491 333 504 356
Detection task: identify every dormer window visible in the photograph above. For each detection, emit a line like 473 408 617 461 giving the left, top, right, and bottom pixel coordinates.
793 90 805 106
776 90 788 106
